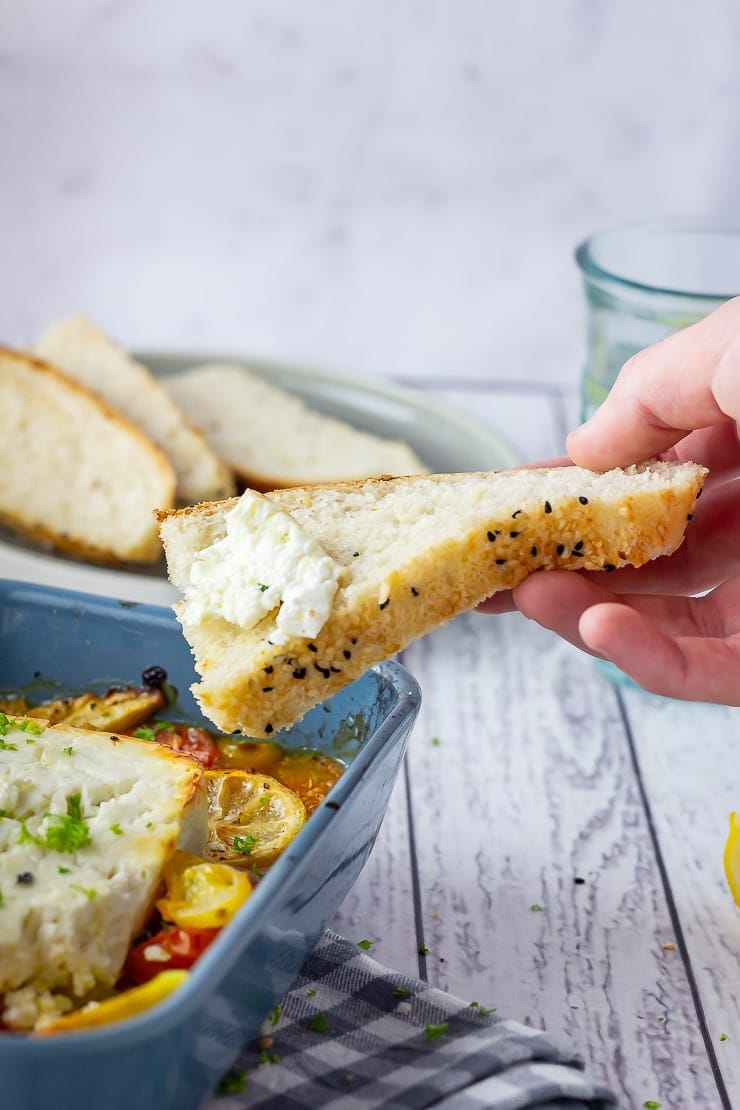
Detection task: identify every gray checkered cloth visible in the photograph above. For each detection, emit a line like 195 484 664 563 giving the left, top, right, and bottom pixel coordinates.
205 931 616 1109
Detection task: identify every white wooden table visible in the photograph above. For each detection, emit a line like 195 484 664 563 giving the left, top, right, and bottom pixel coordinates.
332 376 740 1110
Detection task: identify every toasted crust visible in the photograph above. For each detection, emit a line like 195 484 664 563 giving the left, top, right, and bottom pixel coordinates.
158 462 707 736
0 347 175 563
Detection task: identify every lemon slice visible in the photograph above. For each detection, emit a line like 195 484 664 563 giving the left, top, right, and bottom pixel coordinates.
204 770 306 869
724 811 740 907
156 850 252 928
34 971 188 1035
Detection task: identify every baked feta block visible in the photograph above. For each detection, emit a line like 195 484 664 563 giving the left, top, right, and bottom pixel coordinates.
0 716 207 1029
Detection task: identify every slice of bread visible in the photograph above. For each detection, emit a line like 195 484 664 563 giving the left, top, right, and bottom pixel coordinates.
161 362 428 489
158 460 706 737
0 348 175 563
32 316 235 504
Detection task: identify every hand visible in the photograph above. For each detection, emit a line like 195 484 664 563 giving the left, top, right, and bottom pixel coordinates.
480 296 740 703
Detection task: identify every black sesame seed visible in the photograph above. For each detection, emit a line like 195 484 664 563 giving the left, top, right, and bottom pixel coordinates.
329 665 341 674
686 513 693 521
292 668 307 680
578 496 589 505
16 872 34 885
352 551 360 558
343 649 352 659
574 540 584 551
603 563 617 572
263 665 274 674
571 550 584 557
696 486 703 499
509 530 520 538
314 663 331 678
486 530 496 542
544 500 552 514
262 686 274 693
379 598 390 610
264 724 274 734
512 509 522 518
351 637 358 645
574 876 586 885
307 643 318 653
495 558 506 565
556 544 565 556
530 546 537 557
411 586 420 596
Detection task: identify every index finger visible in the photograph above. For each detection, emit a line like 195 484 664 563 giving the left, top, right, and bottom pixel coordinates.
567 296 740 470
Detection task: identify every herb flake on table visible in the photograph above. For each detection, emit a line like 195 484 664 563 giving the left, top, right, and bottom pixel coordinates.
216 1069 248 1096
307 1012 329 1033
357 938 373 951
424 1021 448 1043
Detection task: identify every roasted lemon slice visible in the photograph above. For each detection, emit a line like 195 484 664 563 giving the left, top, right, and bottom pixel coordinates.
156 850 252 928
724 811 740 907
204 770 306 869
34 971 188 1035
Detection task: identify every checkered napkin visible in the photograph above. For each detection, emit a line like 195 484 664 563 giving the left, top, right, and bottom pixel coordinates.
205 930 617 1109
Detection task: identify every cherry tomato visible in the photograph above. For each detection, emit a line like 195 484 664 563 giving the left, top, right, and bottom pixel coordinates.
126 926 219 984
155 725 219 768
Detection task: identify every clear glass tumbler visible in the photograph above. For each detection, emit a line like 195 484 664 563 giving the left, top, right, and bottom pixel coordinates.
576 219 740 421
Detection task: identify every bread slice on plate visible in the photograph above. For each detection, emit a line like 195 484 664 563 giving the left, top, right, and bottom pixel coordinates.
0 348 175 563
161 362 428 489
0 717 206 1030
32 315 235 505
158 460 706 737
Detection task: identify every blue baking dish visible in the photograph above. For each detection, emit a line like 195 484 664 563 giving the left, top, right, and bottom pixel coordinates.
0 579 421 1110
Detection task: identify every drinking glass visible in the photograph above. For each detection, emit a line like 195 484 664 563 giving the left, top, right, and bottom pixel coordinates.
576 219 740 421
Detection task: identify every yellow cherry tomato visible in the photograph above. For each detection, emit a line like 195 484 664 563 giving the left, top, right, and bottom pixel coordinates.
34 971 188 1035
724 811 740 907
156 850 252 928
204 770 306 869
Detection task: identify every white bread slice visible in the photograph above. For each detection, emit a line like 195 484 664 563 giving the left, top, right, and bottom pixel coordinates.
0 348 175 563
158 460 706 737
32 316 235 504
0 718 206 1029
162 362 428 489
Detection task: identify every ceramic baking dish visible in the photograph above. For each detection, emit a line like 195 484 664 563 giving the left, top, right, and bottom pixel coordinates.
0 579 421 1110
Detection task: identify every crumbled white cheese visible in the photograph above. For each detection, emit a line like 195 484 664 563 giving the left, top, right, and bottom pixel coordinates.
183 489 341 645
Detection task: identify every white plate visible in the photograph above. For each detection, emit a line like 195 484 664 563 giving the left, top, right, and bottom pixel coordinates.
0 353 518 605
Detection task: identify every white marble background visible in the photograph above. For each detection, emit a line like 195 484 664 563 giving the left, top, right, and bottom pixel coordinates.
1 0 739 389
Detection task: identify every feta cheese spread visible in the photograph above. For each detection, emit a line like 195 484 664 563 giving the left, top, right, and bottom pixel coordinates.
182 490 341 645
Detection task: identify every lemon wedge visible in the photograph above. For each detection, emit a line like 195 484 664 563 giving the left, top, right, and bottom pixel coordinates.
205 770 306 869
724 811 740 907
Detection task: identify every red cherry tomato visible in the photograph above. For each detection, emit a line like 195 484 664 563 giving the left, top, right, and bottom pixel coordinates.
156 725 219 768
126 927 219 984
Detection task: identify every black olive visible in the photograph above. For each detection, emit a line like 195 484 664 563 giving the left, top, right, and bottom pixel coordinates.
142 665 168 689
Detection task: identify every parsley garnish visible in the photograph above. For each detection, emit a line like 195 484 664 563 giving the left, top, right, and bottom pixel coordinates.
233 834 258 855
266 1003 281 1027
720 1032 728 1041
469 1001 495 1016
62 746 74 757
216 1069 248 1096
58 866 71 875
306 987 317 998
430 736 441 746
530 903 543 912
258 1050 280 1064
643 1102 661 1109
70 884 97 900
0 739 17 752
133 721 173 742
424 1021 448 1043
257 583 270 593
110 823 123 836
418 944 430 955
250 867 265 881
357 938 373 951
307 1012 328 1033
393 987 408 998
44 794 91 854
0 713 42 739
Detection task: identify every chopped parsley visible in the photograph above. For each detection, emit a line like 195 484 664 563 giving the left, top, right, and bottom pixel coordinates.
70 884 97 900
424 1021 448 1043
530 903 543 912
250 867 265 881
0 739 17 752
393 987 408 998
306 1012 328 1033
266 1003 281 1028
62 746 74 757
306 987 317 998
110 823 123 836
357 938 373 951
258 1050 280 1065
216 1069 248 1096
0 713 42 739
257 583 270 592
58 866 71 875
44 794 91 854
430 736 441 747
720 1032 728 1041
469 1001 495 1016
133 721 173 742
233 834 258 855
418 944 430 955
643 1102 661 1109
